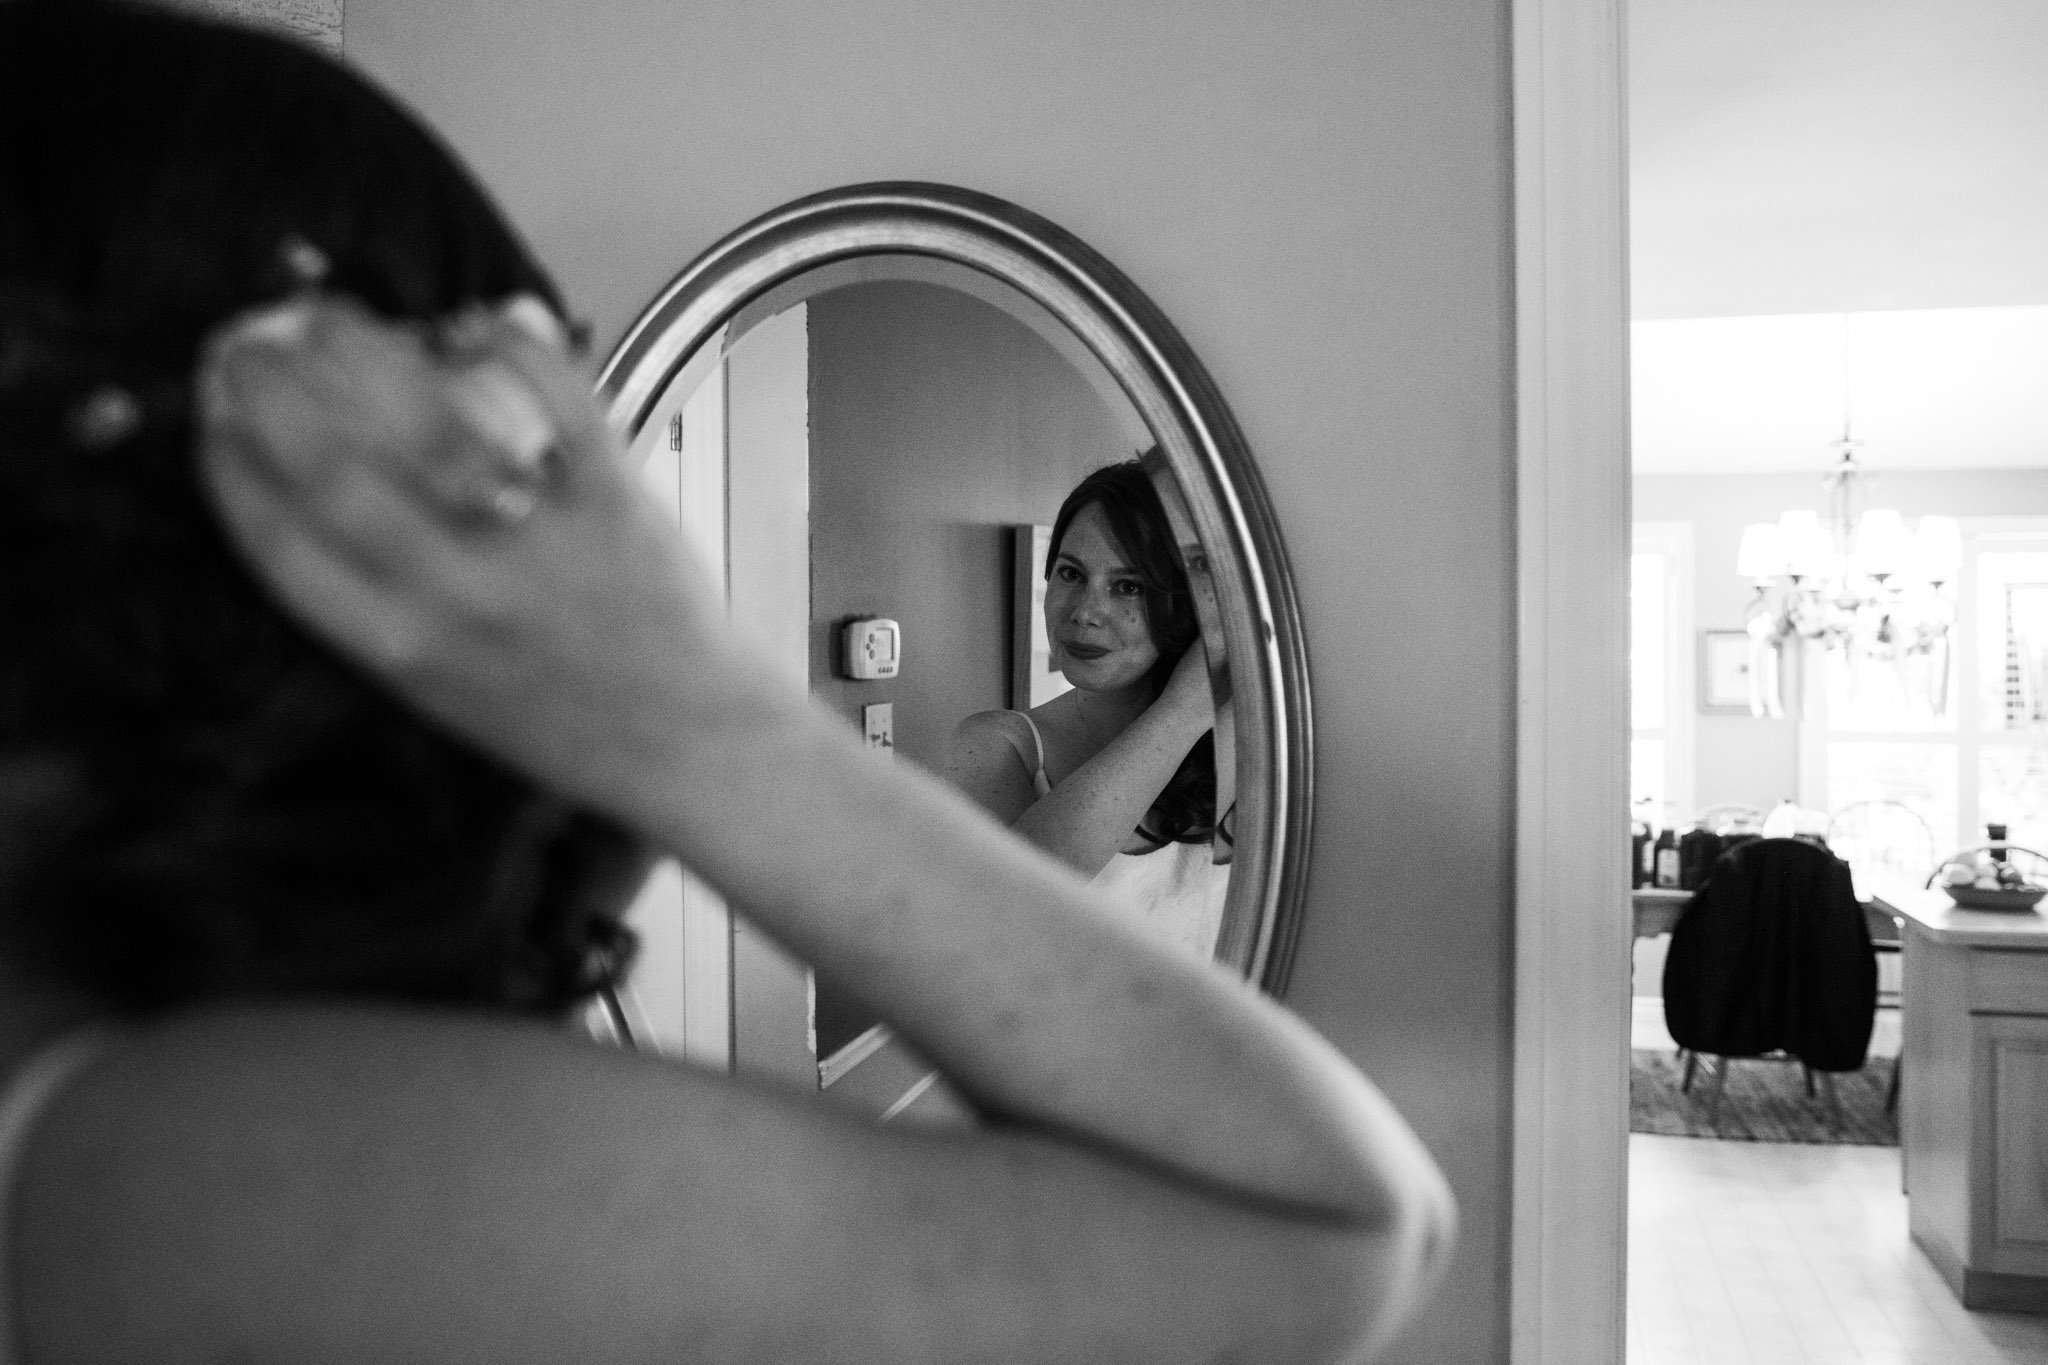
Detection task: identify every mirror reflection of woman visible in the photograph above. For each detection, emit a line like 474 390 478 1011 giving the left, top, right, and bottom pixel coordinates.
945 462 1227 958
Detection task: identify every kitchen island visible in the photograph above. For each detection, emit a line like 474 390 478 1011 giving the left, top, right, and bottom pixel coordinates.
1891 887 2048 1313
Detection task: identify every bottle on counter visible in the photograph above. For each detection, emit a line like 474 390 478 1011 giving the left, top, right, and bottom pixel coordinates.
1678 822 1723 891
1988 822 2010 863
1631 801 1655 888
1653 807 1682 889
1630 802 1662 888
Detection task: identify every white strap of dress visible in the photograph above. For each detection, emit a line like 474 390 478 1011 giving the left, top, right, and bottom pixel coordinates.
1013 711 1053 798
0 1030 111 1365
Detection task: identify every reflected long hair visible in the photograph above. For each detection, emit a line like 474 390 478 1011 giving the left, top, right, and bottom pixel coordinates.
0 0 644 1013
1045 459 1216 846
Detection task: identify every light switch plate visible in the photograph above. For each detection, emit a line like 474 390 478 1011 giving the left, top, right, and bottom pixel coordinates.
862 703 894 756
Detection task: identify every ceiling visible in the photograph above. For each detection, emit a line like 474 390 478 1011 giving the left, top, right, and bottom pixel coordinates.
1633 305 2048 473
1628 0 2048 473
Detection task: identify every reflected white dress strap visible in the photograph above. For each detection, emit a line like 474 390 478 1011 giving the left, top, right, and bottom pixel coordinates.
1011 711 1054 798
0 1030 111 1365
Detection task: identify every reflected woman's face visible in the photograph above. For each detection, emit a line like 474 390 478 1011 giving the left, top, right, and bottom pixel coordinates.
1046 503 1161 693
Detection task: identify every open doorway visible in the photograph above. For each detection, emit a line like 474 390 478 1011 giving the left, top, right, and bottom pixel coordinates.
1623 2 2048 1360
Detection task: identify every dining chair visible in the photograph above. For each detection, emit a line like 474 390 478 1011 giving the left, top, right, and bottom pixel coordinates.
1663 837 1878 1128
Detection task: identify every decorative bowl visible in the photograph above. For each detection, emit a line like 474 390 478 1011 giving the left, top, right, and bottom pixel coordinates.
1942 883 2047 912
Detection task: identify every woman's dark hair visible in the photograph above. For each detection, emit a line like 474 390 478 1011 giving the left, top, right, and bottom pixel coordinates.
1045 458 1216 846
0 0 643 1013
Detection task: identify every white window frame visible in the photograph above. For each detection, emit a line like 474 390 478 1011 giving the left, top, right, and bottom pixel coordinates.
1631 522 1696 822
1804 516 2048 854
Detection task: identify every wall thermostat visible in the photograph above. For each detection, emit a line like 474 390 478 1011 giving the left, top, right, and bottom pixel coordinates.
842 618 901 680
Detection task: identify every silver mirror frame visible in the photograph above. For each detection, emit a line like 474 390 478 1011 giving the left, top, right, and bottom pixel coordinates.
597 182 1311 994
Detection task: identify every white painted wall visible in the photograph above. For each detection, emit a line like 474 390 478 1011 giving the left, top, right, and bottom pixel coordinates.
344 4 1518 1357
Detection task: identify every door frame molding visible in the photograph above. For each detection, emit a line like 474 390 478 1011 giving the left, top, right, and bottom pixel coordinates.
1510 2 1632 1362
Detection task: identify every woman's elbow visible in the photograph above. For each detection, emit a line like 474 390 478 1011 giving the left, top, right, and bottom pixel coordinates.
1396 1162 1457 1302
1310 1162 1458 1361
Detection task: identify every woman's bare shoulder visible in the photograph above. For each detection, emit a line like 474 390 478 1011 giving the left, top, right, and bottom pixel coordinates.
9 1002 1384 1365
943 710 1040 821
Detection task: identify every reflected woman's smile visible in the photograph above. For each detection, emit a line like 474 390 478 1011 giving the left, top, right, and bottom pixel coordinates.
1048 503 1162 693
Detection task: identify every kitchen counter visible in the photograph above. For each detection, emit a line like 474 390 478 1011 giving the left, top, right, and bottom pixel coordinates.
1885 887 2048 1313
1883 886 2048 948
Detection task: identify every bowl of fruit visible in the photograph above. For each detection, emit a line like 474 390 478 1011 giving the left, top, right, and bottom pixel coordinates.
1931 845 2048 912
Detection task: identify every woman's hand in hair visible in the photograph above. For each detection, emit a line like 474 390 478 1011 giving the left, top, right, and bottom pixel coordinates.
196 293 763 828
1157 639 1217 730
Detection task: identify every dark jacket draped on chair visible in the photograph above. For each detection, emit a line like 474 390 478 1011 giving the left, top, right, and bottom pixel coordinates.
1662 837 1878 1072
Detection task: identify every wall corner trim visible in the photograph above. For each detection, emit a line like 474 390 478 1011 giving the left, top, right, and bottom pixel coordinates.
1510 2 1632 1363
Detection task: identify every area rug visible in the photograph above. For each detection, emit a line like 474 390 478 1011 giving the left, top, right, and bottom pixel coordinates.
1630 1049 1898 1146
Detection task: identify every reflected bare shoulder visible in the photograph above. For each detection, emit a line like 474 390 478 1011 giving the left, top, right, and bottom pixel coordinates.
942 709 1041 822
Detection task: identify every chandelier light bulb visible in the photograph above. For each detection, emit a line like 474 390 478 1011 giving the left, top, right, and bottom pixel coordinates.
1911 515 1963 583
1736 522 1786 580
1777 510 1832 579
1853 508 1911 579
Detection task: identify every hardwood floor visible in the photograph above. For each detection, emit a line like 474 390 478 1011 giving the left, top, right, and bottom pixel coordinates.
1628 1127 2048 1363
1627 985 2047 1364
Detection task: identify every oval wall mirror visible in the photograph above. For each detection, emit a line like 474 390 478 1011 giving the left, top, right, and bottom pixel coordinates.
596 183 1310 1101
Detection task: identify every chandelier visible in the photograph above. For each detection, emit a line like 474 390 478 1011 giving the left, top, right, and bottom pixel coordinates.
1734 432 1961 719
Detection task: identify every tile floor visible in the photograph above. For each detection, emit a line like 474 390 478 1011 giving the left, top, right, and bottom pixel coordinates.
1628 1002 2048 1364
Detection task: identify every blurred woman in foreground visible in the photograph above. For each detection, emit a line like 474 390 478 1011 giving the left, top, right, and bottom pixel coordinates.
0 4 1452 1361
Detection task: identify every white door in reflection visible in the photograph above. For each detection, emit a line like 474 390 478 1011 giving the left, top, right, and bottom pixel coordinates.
617 304 815 1087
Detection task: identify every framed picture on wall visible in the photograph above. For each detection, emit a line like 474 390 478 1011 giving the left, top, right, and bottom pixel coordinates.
1699 630 1754 715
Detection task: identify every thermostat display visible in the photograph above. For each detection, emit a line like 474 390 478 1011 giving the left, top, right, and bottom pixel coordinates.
843 618 901 679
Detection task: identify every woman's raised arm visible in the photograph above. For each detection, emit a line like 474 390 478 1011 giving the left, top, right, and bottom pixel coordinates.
177 296 1454 1361
944 644 1216 875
